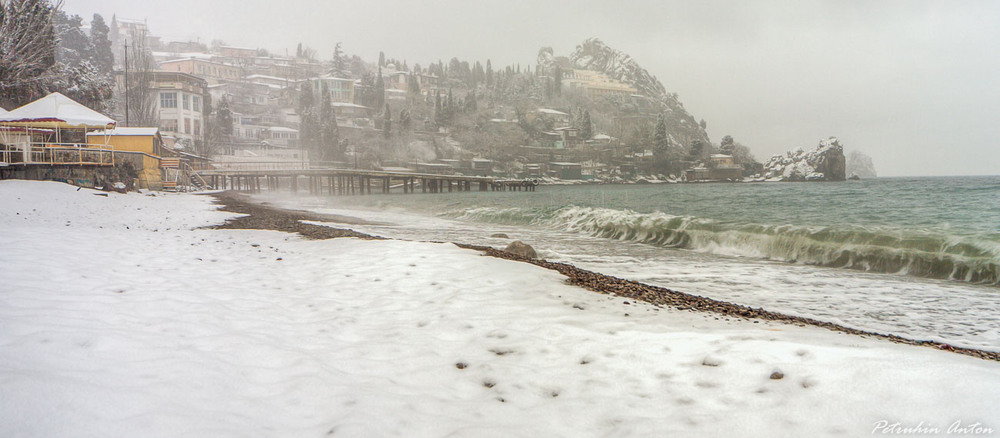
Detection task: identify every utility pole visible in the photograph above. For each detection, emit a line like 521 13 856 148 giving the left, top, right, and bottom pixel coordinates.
123 40 130 127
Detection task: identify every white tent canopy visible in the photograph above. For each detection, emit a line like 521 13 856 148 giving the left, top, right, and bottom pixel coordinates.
0 92 116 129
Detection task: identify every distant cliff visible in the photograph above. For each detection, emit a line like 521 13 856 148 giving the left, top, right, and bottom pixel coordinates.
764 137 847 181
846 150 878 178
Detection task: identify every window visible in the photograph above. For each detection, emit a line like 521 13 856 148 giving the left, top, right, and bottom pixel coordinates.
194 119 201 136
161 119 177 132
182 94 190 110
184 118 191 134
193 96 201 112
160 92 177 108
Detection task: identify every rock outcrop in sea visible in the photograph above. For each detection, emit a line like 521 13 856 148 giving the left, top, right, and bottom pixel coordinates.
846 150 878 178
763 137 847 181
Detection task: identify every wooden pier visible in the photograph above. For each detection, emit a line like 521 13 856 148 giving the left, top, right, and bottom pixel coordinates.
195 168 538 195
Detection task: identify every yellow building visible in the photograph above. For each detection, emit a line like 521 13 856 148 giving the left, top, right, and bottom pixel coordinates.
562 69 637 99
86 128 165 189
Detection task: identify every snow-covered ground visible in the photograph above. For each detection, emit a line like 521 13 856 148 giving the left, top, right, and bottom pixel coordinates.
1 180 999 437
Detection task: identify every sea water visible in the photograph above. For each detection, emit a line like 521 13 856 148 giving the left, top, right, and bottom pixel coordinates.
269 176 1000 350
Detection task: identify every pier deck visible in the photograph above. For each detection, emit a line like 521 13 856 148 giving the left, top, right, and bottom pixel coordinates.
195 168 537 195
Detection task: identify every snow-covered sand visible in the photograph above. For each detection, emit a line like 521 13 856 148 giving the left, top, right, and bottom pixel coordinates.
1 180 998 437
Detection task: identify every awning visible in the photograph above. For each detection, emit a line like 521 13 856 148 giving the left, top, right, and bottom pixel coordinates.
0 92 116 129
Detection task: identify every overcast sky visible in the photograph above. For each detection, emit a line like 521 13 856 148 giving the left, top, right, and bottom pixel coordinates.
66 0 1000 176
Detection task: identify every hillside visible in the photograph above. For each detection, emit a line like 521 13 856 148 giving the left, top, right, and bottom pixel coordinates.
538 38 711 148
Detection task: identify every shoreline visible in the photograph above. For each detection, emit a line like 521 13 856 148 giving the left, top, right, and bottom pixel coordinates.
208 190 1000 362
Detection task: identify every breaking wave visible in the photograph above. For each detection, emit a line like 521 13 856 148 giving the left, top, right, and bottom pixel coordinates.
449 205 1000 286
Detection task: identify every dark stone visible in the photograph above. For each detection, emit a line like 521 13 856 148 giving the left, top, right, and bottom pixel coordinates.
770 370 785 380
491 233 510 239
504 240 537 259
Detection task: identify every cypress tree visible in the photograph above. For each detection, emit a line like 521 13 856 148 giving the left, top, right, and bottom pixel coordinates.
374 66 385 110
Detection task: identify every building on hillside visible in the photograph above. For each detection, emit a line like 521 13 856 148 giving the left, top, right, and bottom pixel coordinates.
308 76 355 103
246 74 302 89
261 126 299 148
266 62 324 81
209 81 271 114
552 126 582 148
385 89 407 103
159 58 244 83
562 69 637 99
685 154 742 182
149 71 209 148
231 113 266 142
532 108 570 125
331 103 374 128
163 40 208 53
548 162 583 180
381 66 410 92
415 162 454 174
218 46 257 60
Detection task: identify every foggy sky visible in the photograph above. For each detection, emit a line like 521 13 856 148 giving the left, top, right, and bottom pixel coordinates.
66 0 1000 176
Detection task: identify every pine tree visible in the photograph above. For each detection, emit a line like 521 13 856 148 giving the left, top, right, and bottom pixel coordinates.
90 14 113 74
653 113 668 151
581 110 593 140
216 97 233 136
688 139 705 161
331 42 348 77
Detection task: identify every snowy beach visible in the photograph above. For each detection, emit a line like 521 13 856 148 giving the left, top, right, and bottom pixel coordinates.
2 180 999 437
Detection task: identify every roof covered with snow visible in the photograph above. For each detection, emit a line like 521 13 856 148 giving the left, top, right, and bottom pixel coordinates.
0 92 116 128
331 103 371 109
536 108 569 116
86 127 160 137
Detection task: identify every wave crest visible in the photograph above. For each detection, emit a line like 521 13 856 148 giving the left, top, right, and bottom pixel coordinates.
447 205 1000 285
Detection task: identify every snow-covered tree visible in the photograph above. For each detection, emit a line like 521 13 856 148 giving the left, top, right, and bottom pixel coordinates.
653 113 669 152
0 0 59 108
90 13 113 74
52 10 93 67
331 42 349 77
720 135 735 155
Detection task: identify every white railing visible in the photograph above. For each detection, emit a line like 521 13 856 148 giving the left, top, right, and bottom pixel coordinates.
0 142 115 166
